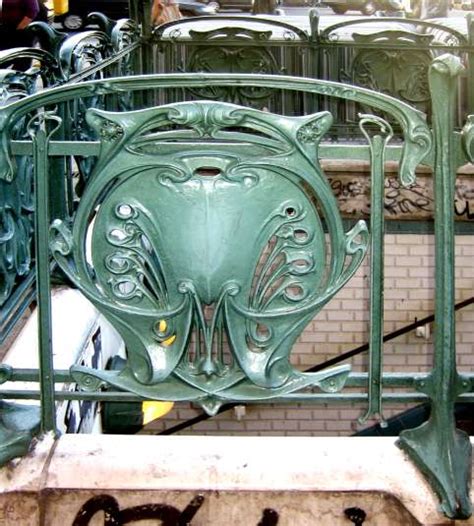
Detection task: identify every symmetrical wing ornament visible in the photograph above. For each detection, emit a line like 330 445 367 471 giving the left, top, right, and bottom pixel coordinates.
185 28 279 106
346 31 432 115
50 101 368 414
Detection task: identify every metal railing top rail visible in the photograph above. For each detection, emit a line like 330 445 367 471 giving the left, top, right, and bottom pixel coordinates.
316 13 470 42
0 71 432 184
149 11 472 44
152 14 311 41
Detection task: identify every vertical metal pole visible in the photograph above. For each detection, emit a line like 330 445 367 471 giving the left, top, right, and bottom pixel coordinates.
139 0 153 72
306 10 320 115
399 54 471 520
49 106 68 221
31 115 59 433
359 116 392 425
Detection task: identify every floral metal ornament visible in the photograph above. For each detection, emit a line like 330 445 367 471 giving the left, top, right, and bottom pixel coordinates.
347 31 433 114
185 28 280 106
50 101 368 415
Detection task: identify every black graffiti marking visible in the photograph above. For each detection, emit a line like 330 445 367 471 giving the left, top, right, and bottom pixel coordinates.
344 506 367 525
72 494 280 525
384 179 432 216
257 508 280 525
330 179 365 199
329 177 435 217
455 199 474 220
72 494 205 526
330 176 474 221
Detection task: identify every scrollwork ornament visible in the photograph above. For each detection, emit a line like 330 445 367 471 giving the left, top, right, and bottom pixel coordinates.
318 85 357 99
50 219 74 256
106 222 141 247
399 122 431 187
156 166 192 187
104 213 167 307
168 103 246 137
358 113 394 145
224 166 260 188
105 252 136 275
296 114 332 145
50 101 369 412
70 369 107 391
297 121 322 144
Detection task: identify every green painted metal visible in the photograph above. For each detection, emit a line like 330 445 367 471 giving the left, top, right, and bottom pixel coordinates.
30 112 61 433
50 101 369 416
0 67 431 345
358 115 393 426
468 14 474 116
0 73 431 182
8 9 464 341
151 13 470 128
0 14 472 516
0 70 41 343
0 402 40 465
398 54 472 520
0 17 141 343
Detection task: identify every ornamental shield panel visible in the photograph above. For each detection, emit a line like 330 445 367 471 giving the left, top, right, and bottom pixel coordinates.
50 101 368 414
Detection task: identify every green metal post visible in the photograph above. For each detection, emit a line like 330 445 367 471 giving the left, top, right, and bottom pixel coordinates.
359 115 393 425
398 54 472 520
31 114 61 434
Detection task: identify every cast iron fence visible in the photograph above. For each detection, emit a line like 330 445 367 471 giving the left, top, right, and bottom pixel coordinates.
0 10 473 521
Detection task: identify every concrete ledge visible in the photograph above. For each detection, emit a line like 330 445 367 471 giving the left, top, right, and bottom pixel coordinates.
0 434 54 525
1 434 473 524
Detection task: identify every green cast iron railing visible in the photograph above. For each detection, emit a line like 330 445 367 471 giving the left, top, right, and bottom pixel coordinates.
0 54 471 518
0 17 142 344
1 11 473 345
150 12 473 127
0 7 473 520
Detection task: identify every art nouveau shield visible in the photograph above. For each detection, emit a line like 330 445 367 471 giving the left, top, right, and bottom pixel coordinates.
50 101 368 414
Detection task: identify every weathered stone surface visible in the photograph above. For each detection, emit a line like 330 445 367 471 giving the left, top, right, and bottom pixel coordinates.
43 489 420 525
0 434 472 524
0 433 54 526
321 161 474 222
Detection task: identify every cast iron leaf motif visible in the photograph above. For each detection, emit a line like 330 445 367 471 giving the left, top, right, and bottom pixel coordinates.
0 72 42 306
350 35 432 114
296 119 328 144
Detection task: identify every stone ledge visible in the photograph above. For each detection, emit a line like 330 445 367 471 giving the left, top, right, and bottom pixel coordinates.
0 434 473 524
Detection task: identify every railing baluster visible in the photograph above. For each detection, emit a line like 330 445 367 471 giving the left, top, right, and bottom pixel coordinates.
358 115 393 425
30 113 62 434
398 54 472 520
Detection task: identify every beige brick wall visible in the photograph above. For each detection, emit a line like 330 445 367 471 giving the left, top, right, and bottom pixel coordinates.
145 234 474 437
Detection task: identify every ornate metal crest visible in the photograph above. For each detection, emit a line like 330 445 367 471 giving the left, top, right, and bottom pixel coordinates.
50 101 368 414
346 31 433 114
185 27 279 106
